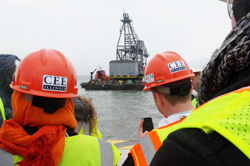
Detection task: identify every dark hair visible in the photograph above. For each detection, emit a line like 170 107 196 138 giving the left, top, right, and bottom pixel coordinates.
160 78 192 97
151 78 192 105
233 0 250 22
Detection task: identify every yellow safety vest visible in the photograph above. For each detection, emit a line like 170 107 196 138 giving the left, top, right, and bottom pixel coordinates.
129 86 250 165
78 118 103 139
0 98 6 120
59 135 120 166
91 119 102 139
2 134 120 166
191 98 197 109
175 86 250 159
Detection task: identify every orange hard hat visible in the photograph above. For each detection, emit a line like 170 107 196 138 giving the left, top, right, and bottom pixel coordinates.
143 51 194 91
11 49 78 98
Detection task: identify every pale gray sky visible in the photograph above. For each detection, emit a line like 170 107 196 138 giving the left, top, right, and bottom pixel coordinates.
0 0 231 75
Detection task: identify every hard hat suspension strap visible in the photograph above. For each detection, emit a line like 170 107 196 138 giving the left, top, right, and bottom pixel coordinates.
157 81 191 96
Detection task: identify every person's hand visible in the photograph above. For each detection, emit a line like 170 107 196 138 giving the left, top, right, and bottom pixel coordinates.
138 119 148 139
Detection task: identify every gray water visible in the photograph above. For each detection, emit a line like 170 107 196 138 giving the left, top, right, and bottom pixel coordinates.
77 75 162 140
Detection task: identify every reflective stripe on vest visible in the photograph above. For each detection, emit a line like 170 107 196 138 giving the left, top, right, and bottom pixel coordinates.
139 134 158 165
175 86 250 159
77 119 103 139
130 119 184 166
0 98 6 120
76 121 90 135
98 138 114 166
0 148 14 165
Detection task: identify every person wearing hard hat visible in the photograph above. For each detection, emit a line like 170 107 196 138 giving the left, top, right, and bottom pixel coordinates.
0 49 120 166
122 51 194 166
156 54 209 129
150 0 250 165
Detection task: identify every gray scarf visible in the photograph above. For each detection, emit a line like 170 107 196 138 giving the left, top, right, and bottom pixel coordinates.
197 12 250 106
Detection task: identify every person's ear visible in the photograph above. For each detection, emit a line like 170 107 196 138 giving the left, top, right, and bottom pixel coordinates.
231 12 236 28
154 92 164 106
191 75 195 81
191 76 195 88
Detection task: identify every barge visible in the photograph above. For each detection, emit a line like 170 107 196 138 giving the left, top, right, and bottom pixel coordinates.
81 12 149 90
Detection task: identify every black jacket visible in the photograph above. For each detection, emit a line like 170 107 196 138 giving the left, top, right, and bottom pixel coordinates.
150 128 250 166
0 54 19 126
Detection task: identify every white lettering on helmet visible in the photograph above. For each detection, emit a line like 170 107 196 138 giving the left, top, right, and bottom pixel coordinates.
42 75 67 92
143 73 155 84
168 60 186 73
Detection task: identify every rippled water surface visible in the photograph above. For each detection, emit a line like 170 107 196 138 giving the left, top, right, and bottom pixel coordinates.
77 75 162 140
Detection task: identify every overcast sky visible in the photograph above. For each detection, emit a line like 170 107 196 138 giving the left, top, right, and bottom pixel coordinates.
1 0 231 75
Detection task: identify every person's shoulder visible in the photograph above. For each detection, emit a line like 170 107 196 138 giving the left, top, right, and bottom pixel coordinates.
64 135 102 153
165 128 228 152
150 128 250 166
61 135 103 165
65 134 99 146
65 134 112 147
